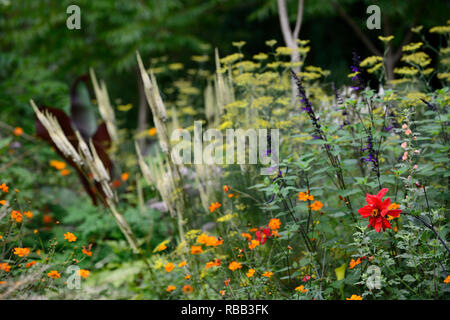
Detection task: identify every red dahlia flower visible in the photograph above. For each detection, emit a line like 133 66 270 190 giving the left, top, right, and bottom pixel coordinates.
358 188 401 232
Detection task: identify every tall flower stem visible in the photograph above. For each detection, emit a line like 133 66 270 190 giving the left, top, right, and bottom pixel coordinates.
291 70 356 221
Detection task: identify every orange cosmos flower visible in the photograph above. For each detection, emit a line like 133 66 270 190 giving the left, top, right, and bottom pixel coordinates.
11 210 22 222
0 262 11 272
268 218 281 230
349 258 362 269
310 200 323 211
249 228 258 233
184 274 191 280
165 262 175 272
78 269 90 279
50 160 66 170
197 233 209 244
295 285 308 293
148 127 157 136
0 183 9 193
298 191 314 201
262 271 273 278
224 278 230 286
246 268 255 278
64 232 77 242
0 200 6 206
14 247 30 257
82 247 93 257
178 261 187 268
60 169 70 176
388 203 400 210
248 240 260 250
13 127 24 136
223 185 232 193
182 284 194 294
241 233 252 241
346 294 363 300
166 285 176 292
444 276 450 284
48 270 61 279
228 261 242 271
197 234 223 246
205 259 221 269
228 193 234 198
23 211 33 219
219 290 226 296
155 243 167 252
25 261 37 268
209 202 221 213
206 236 223 247
387 203 400 220
121 172 129 182
190 246 203 254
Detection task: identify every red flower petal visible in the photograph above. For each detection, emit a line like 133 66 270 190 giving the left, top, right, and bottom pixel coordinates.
366 193 379 206
380 197 391 212
382 218 392 230
374 218 382 232
358 205 373 218
376 188 389 199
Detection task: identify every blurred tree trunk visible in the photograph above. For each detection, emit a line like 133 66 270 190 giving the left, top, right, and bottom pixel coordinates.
277 0 304 102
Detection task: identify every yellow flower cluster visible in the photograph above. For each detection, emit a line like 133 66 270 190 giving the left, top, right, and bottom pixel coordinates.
402 42 423 52
401 52 431 67
220 53 243 64
394 66 419 76
429 25 450 34
360 56 383 67
251 96 273 109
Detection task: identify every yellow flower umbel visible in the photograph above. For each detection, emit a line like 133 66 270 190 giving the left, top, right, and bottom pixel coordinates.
401 52 432 67
378 35 394 43
360 56 383 67
429 25 450 34
402 42 423 52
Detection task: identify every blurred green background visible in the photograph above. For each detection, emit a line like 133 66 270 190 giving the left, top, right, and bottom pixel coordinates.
0 0 447 132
